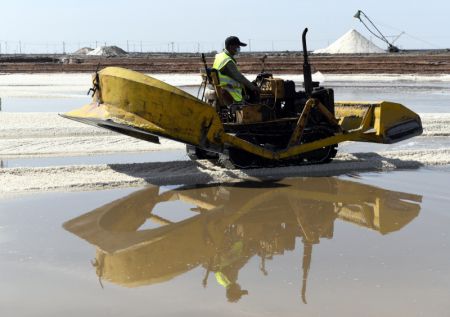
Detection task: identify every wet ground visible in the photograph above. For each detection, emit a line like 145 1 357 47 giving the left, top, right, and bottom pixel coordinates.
1 169 450 316
1 75 450 316
2 80 450 113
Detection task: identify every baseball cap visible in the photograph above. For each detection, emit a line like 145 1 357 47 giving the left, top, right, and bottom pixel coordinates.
225 36 247 47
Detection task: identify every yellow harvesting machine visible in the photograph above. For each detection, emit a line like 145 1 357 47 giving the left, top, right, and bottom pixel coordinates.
62 29 422 168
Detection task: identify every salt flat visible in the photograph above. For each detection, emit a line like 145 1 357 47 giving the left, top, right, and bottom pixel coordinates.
1 73 449 196
1 73 450 317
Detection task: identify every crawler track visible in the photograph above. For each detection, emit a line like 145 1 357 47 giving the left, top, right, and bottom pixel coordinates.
187 126 338 169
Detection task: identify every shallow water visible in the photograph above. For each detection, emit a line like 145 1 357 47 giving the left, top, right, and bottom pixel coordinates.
0 149 186 168
329 84 450 113
1 74 450 316
1 79 450 113
1 169 449 316
0 96 90 112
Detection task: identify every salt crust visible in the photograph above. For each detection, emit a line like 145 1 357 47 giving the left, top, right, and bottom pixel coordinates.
1 148 449 196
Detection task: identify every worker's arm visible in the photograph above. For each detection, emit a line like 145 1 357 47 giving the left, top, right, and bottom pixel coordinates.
222 62 259 92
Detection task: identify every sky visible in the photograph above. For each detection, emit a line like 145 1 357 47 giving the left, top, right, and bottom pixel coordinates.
1 0 449 53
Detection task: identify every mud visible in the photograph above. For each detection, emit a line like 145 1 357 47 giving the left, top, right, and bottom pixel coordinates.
1 52 450 74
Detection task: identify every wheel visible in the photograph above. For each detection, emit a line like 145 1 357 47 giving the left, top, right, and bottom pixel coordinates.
224 148 258 169
297 126 338 164
219 133 261 169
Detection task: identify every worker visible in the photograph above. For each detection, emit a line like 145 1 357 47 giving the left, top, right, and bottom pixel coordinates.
213 36 260 104
213 239 249 302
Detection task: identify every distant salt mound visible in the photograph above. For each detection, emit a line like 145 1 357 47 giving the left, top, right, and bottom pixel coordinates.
87 46 128 57
73 47 94 55
314 29 385 54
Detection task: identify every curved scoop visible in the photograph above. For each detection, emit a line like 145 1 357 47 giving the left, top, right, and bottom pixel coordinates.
62 67 225 149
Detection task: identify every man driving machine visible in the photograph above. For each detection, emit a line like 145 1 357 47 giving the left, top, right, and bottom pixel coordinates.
213 36 261 104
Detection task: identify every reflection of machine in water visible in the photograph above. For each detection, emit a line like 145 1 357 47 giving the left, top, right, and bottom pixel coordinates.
64 177 421 303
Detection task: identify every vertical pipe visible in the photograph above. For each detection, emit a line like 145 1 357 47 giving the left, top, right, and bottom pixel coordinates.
302 28 313 97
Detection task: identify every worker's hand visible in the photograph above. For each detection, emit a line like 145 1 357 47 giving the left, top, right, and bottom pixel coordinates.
247 84 261 103
251 84 261 95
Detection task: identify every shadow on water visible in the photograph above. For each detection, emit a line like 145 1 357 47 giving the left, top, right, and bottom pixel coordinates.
63 176 422 304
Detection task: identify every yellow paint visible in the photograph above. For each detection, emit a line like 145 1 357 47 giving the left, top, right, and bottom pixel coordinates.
64 67 422 161
63 178 421 288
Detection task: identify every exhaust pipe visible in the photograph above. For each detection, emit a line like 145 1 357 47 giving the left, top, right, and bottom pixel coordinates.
302 28 313 97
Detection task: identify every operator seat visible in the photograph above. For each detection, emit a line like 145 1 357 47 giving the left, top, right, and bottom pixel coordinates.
209 69 235 107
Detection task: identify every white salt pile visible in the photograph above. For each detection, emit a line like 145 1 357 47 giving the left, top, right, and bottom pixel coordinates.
73 47 94 55
314 29 385 54
87 46 128 57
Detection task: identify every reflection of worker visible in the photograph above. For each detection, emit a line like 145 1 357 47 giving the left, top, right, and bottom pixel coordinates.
214 240 249 302
215 272 248 303
213 36 260 104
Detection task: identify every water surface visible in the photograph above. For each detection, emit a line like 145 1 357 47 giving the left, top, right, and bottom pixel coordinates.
1 170 449 316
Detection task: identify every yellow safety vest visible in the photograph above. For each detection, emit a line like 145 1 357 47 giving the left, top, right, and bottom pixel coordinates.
212 51 243 102
215 271 232 288
214 240 244 288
